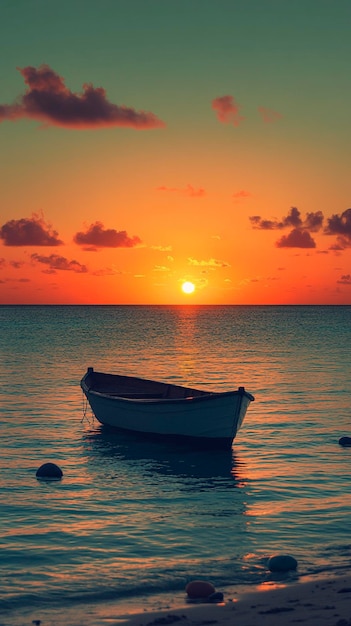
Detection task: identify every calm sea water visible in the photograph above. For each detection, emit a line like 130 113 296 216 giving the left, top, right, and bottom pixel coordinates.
1 305 351 624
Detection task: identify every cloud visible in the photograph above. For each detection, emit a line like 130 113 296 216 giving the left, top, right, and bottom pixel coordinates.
304 211 324 232
249 207 323 231
0 277 30 284
153 265 171 272
249 205 351 250
7 277 31 283
324 208 351 248
329 240 348 251
275 228 316 248
0 65 165 130
0 214 63 246
31 253 87 273
233 190 252 200
0 258 6 268
325 208 351 235
211 95 244 126
74 222 142 249
157 184 205 197
258 106 283 123
249 216 279 230
250 207 324 248
92 267 123 276
337 274 351 285
188 257 230 268
150 245 173 252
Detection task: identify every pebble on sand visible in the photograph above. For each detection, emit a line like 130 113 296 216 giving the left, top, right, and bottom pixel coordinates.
267 554 298 572
185 580 216 599
36 462 63 480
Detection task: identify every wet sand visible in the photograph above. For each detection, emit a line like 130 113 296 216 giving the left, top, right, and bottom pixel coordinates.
9 574 351 626
120 575 351 626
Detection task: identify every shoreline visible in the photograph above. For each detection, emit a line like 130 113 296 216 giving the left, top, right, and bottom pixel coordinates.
122 575 351 626
5 573 351 626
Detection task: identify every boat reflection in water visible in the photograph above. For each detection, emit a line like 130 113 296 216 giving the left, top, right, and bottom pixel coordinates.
82 424 248 490
79 427 255 590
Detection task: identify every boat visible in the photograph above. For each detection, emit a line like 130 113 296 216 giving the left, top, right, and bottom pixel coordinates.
81 367 254 448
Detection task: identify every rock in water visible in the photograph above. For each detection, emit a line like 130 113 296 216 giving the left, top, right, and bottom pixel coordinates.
339 436 351 447
36 462 63 480
185 580 216 599
268 554 298 572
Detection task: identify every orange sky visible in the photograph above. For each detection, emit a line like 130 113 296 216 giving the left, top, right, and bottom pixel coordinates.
1 1 350 304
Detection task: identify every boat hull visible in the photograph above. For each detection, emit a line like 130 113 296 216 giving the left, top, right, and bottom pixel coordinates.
81 368 254 448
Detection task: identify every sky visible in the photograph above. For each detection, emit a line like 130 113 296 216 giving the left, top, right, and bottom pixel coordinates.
1 0 351 305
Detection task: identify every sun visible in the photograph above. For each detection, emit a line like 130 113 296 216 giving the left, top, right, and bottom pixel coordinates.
181 281 195 294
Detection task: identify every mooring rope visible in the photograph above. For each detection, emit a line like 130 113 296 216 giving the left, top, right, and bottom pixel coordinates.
81 391 94 424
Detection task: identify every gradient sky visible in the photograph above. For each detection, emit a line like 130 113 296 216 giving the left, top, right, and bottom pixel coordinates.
1 0 350 304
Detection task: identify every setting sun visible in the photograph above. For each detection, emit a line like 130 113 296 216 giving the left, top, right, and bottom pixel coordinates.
181 281 195 294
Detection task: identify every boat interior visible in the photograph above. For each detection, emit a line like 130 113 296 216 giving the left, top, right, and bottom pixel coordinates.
86 371 210 400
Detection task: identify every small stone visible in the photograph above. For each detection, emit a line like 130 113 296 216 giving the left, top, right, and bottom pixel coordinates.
207 591 224 603
267 554 298 572
36 462 63 481
338 436 351 447
185 580 216 599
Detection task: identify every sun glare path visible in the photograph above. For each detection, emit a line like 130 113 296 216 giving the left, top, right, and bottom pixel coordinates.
181 281 195 294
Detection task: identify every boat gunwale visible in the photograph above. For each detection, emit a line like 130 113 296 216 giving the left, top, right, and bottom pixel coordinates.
85 388 253 404
81 370 255 404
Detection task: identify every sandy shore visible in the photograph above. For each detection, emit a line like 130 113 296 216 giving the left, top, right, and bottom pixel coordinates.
114 575 351 626
4 574 351 625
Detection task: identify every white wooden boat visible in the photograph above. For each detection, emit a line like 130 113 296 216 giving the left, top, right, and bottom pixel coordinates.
81 368 254 448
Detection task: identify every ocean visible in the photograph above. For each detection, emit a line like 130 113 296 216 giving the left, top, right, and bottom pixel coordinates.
1 305 350 625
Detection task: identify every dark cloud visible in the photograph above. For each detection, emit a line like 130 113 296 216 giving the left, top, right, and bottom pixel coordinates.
305 211 324 232
211 95 244 126
0 258 5 268
0 277 31 286
285 206 304 228
0 65 165 130
250 207 324 248
324 208 351 248
329 238 350 251
249 216 280 230
276 228 316 248
74 222 142 249
249 207 318 230
337 274 351 285
0 215 63 246
31 253 87 273
258 106 283 123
